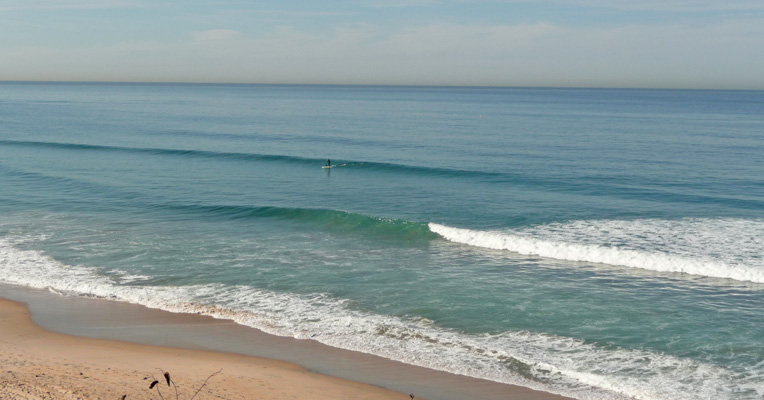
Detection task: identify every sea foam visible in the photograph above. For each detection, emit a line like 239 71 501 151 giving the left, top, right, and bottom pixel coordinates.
1 237 761 400
429 218 764 283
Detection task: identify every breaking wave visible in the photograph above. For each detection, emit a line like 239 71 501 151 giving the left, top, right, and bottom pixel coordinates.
429 218 764 283
1 237 760 400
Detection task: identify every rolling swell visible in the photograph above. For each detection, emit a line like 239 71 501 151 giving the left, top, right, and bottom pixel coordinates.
0 139 509 179
0 154 432 241
161 203 438 240
0 139 320 166
3 140 763 210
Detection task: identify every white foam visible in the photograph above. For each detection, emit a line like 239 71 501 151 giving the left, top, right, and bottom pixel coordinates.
1 238 761 400
103 269 152 283
429 218 764 283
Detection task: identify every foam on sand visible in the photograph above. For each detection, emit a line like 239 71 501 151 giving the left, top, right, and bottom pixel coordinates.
2 237 761 399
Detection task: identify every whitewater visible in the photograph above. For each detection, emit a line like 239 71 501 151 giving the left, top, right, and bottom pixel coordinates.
1 83 763 400
2 236 761 400
429 218 764 283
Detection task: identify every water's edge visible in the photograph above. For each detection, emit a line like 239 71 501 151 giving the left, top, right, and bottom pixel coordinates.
0 282 572 400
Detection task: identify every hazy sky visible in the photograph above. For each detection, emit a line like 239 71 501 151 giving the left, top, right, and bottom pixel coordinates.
1 0 763 89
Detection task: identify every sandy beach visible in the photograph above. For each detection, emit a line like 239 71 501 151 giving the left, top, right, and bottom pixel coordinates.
0 297 413 400
0 291 572 400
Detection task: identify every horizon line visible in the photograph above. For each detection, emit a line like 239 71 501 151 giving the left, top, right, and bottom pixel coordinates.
1 79 762 92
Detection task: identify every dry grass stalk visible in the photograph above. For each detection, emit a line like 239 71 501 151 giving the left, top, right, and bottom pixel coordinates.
146 368 222 400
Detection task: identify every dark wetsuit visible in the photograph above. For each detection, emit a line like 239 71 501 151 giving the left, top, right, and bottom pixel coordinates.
327 159 331 167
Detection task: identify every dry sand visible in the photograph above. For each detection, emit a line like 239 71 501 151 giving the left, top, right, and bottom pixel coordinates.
0 297 409 400
1 294 572 400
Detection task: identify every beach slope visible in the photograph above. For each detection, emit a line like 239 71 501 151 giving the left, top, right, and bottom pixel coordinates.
0 298 408 400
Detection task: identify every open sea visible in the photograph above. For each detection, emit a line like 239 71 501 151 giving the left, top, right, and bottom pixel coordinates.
1 82 763 400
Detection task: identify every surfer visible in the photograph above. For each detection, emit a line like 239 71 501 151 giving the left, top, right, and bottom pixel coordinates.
327 159 331 167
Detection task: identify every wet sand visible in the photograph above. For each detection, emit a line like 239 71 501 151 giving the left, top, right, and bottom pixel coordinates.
0 284 572 400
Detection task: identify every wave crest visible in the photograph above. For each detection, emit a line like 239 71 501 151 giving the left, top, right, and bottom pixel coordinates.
161 204 437 239
1 238 758 399
429 219 764 283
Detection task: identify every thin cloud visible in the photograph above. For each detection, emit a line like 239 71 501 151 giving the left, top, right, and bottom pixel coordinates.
192 29 242 41
368 0 438 8
256 9 353 17
465 0 764 12
210 8 353 18
169 19 763 88
0 0 146 12
3 10 763 89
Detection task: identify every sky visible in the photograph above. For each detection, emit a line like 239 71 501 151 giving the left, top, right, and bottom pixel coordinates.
1 0 763 89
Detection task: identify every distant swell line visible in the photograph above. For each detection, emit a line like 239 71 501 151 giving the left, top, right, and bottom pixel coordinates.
429 223 764 283
4 140 762 210
0 139 508 179
0 139 320 165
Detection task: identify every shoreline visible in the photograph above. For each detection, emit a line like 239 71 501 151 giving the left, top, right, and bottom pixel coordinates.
0 296 404 400
0 283 572 400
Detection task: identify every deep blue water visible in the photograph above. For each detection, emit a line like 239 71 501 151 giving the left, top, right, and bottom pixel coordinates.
1 82 763 399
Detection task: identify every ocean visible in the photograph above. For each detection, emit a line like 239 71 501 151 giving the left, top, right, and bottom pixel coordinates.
1 82 762 399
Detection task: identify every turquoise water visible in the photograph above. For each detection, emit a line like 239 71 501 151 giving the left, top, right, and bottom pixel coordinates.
1 82 763 399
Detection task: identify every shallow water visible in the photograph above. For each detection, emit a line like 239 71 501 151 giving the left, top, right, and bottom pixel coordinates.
1 83 763 399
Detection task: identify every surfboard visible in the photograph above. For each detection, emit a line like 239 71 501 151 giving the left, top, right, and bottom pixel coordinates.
321 165 334 169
